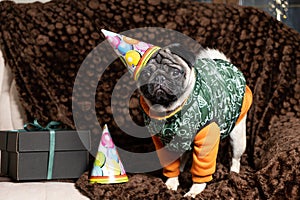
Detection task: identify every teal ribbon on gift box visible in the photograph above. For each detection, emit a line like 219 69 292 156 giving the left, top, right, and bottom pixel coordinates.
24 120 61 180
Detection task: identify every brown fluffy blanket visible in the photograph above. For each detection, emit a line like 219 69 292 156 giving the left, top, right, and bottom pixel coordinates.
0 0 299 199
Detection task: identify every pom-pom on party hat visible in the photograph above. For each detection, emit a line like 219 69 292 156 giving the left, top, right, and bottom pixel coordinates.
101 29 161 81
89 124 128 184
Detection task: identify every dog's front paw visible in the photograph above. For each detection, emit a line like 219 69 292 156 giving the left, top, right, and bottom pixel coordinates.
165 177 179 191
184 183 207 198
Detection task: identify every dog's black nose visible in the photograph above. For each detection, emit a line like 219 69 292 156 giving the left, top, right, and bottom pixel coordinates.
155 75 166 83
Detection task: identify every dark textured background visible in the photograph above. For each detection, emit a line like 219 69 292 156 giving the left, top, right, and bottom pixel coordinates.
0 0 299 199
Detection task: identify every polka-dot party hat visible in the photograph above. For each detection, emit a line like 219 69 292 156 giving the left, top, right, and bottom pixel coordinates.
101 29 161 80
89 124 128 184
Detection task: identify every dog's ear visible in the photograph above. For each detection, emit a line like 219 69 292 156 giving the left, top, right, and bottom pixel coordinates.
166 43 196 68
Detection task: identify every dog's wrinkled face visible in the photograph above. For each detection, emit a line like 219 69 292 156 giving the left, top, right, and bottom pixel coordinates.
137 44 196 111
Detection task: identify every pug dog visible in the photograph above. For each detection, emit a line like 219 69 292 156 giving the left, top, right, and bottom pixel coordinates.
136 44 253 198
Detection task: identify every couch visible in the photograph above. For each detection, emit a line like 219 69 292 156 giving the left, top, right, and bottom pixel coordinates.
0 0 299 199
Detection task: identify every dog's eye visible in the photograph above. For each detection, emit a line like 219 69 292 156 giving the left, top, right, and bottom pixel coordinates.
171 68 181 77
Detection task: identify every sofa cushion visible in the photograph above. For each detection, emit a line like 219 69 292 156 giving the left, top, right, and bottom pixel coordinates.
0 49 25 130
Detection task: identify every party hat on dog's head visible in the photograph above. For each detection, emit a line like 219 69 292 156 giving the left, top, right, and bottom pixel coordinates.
101 29 161 81
89 124 128 184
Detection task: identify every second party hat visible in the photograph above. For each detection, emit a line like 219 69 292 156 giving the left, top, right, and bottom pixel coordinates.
89 124 128 184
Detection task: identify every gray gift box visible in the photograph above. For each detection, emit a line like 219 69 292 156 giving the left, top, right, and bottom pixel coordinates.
0 130 91 180
0 132 8 175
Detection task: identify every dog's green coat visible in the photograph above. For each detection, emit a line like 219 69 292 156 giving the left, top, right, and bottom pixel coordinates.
143 58 246 152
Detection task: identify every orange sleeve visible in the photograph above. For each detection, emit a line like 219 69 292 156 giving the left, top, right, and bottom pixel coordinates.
190 122 220 183
152 136 181 178
236 85 253 124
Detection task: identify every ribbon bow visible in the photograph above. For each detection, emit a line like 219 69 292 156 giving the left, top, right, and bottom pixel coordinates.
24 119 61 131
24 120 62 180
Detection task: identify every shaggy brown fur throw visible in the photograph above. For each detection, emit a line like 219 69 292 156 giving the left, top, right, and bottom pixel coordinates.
0 0 300 199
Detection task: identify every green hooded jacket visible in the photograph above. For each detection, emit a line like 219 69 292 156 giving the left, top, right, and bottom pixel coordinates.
143 58 246 152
